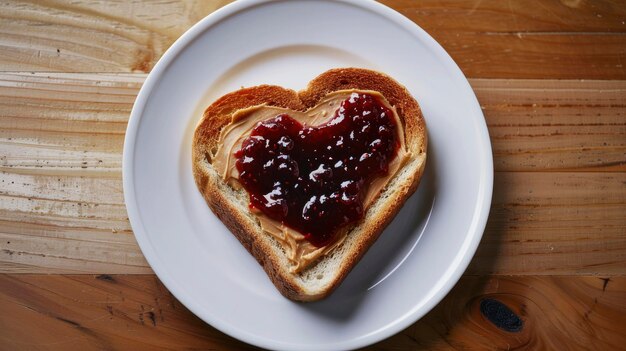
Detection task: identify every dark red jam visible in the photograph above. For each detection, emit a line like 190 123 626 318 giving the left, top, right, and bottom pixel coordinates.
235 93 400 247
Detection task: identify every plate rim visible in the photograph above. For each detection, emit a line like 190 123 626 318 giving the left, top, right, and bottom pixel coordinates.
123 0 494 350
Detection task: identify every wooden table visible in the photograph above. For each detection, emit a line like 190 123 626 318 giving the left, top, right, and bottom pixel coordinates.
1 1 625 349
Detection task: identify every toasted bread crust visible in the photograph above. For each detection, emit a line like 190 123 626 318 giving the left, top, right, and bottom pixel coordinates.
192 68 427 301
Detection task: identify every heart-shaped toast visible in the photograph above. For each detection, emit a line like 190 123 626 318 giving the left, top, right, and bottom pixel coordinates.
193 68 427 301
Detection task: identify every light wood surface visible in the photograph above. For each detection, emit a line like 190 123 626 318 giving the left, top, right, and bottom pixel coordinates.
1 0 625 350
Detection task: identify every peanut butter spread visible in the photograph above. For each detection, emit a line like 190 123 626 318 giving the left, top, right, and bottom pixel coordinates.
212 90 410 273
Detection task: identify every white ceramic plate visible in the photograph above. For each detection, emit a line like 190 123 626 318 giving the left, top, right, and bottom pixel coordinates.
123 0 492 350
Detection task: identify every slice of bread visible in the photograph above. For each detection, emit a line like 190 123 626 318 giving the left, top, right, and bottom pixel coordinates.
192 68 427 301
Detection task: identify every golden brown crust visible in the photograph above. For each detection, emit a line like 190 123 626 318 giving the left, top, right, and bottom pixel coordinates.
194 85 305 165
301 68 426 156
192 68 427 301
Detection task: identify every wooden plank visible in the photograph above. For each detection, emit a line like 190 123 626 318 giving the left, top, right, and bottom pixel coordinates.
380 275 626 350
0 0 231 73
468 172 626 275
0 73 625 274
1 171 624 275
0 274 623 350
473 79 626 172
381 0 626 79
0 274 251 350
438 32 626 79
0 72 149 273
0 1 624 79
382 0 626 33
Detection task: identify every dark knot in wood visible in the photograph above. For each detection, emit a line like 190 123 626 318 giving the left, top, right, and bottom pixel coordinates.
480 298 524 332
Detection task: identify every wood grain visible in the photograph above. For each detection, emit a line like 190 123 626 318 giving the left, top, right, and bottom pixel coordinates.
0 0 231 73
473 79 626 172
381 0 626 79
1 0 625 79
380 275 626 350
0 73 625 274
0 274 623 350
3 172 623 275
0 73 149 273
469 172 626 275
0 274 252 350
